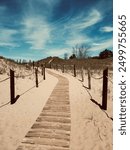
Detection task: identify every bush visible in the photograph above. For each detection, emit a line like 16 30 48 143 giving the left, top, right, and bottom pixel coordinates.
99 49 113 59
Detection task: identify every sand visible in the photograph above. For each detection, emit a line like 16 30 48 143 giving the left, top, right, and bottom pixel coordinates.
0 63 112 150
0 71 58 150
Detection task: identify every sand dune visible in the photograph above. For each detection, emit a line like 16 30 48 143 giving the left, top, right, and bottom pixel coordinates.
0 60 112 150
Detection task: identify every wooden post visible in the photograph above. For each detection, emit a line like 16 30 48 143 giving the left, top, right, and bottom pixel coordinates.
62 64 64 73
43 66 46 80
10 69 15 104
74 64 76 77
88 69 91 89
41 64 43 75
33 61 35 69
102 68 108 110
35 68 38 87
81 67 84 82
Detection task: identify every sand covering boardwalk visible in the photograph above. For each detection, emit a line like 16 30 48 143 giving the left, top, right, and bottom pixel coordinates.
16 71 71 150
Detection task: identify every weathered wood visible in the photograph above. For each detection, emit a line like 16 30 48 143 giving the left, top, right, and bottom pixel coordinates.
102 67 108 110
35 68 38 87
40 112 71 118
41 64 43 75
32 61 35 69
22 137 69 148
26 131 70 141
36 116 71 124
88 69 91 89
43 106 70 111
62 64 65 73
41 64 45 80
17 144 70 150
10 69 15 104
43 66 46 80
73 64 76 77
81 66 84 82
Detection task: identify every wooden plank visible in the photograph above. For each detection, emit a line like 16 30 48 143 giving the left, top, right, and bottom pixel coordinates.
29 128 70 135
22 137 70 148
31 122 71 131
36 116 71 124
43 106 70 111
40 112 71 118
46 101 70 105
17 144 70 150
25 131 70 141
48 96 69 100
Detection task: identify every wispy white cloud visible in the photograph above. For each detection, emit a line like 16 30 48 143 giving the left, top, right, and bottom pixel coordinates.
0 6 19 48
100 26 113 32
22 16 51 50
65 9 102 31
12 3 105 54
21 0 62 50
39 0 60 9
45 48 71 57
0 28 19 47
0 42 18 47
63 9 102 47
66 33 91 46
89 38 113 52
25 0 60 18
75 9 102 30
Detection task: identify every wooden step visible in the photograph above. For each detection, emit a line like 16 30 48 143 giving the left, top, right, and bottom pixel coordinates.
43 106 70 111
36 116 71 124
40 112 71 118
28 128 70 135
49 96 69 99
22 137 70 148
17 144 70 150
42 110 70 114
25 131 70 141
31 122 71 131
46 101 70 105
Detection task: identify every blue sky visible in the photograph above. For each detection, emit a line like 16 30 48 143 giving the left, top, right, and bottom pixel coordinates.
0 0 113 60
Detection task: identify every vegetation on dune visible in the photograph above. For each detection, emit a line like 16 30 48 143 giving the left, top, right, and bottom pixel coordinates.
0 47 113 74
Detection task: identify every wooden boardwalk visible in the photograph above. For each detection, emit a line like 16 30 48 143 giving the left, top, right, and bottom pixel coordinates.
16 71 71 150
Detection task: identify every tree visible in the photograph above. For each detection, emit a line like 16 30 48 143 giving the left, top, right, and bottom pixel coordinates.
69 54 76 59
72 44 90 59
99 49 113 59
72 44 78 58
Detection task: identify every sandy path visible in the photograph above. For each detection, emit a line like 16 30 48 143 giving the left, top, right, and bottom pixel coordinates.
16 70 71 150
0 72 58 150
